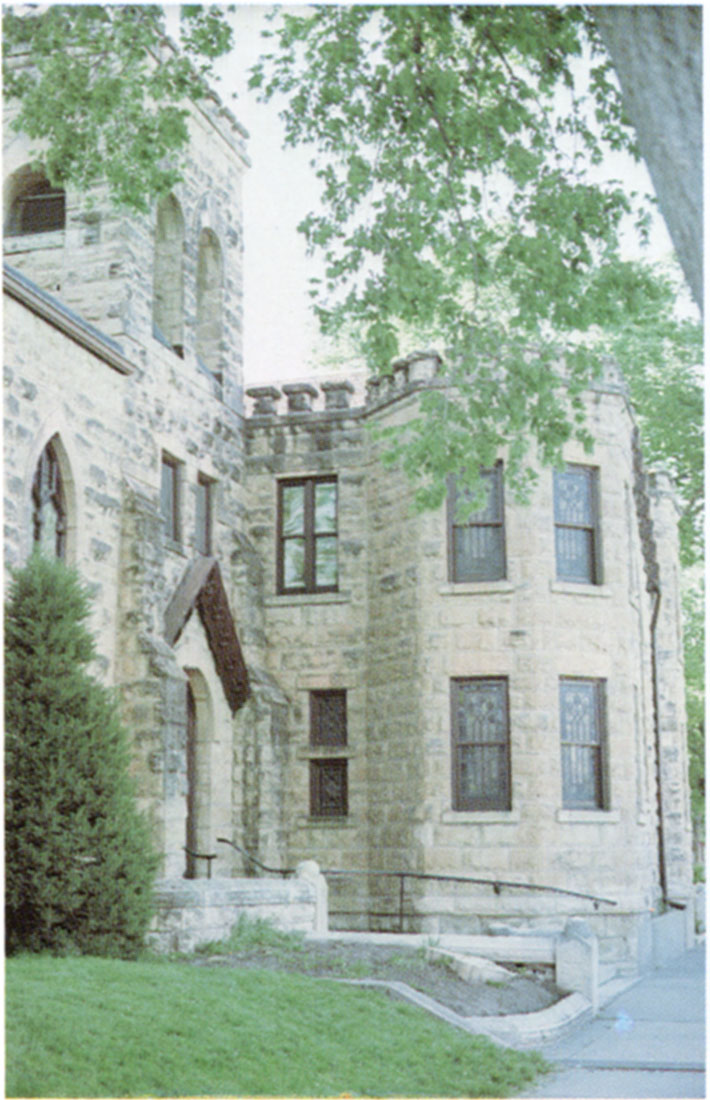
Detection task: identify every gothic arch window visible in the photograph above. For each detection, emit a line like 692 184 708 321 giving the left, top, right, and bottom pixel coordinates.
153 194 185 356
32 439 67 559
196 228 224 382
5 168 65 236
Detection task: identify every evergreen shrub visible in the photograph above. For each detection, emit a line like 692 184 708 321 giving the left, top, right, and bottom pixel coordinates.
5 553 158 956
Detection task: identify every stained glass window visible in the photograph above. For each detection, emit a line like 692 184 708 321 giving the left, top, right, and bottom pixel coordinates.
278 477 338 593
449 466 505 582
32 440 66 559
554 465 600 583
451 678 511 811
560 678 606 809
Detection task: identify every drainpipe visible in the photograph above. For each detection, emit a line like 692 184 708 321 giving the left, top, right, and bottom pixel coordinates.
649 585 668 905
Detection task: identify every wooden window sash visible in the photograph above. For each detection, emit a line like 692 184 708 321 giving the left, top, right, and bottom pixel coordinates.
277 476 338 594
450 677 511 811
560 678 607 809
554 465 601 584
448 464 506 583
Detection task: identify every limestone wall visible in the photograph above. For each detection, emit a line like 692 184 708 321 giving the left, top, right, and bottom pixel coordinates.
242 360 681 942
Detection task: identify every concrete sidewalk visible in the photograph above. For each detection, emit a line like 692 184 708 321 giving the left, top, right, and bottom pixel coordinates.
520 941 706 1099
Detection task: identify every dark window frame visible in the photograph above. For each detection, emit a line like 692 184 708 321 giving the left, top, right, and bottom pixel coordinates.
310 690 347 747
309 689 348 817
309 758 348 818
447 464 506 583
277 476 338 594
195 473 214 556
161 453 181 544
8 182 66 236
559 677 608 810
553 464 601 584
450 677 511 812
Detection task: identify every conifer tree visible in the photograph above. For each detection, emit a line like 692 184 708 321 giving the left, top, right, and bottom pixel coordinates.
5 553 157 956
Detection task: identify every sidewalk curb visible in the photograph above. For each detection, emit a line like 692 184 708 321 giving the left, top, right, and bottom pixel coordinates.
333 978 594 1049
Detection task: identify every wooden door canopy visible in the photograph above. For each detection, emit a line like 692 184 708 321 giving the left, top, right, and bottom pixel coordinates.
164 557 249 713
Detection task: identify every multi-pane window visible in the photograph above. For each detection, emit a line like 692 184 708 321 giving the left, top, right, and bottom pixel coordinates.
554 465 600 583
195 474 213 556
309 690 348 817
32 440 66 559
8 180 65 236
451 678 511 811
559 678 607 809
448 466 505 582
161 454 181 543
278 477 338 594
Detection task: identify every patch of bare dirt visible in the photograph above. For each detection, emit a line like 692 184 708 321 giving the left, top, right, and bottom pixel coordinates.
190 940 562 1017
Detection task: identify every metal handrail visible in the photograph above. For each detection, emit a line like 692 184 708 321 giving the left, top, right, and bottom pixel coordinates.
184 847 217 879
217 837 295 878
216 836 617 929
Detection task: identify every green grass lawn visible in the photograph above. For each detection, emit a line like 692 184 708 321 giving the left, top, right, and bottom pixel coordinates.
6 953 548 1097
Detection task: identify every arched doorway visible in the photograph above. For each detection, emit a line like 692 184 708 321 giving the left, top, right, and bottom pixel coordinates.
184 668 213 879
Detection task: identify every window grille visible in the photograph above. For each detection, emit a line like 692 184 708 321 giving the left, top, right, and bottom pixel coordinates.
560 678 607 809
448 466 505 582
277 477 338 593
309 690 348 816
554 465 600 583
310 758 348 817
451 678 511 811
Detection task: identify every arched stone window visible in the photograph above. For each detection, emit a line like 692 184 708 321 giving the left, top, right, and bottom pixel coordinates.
196 228 224 381
32 438 66 559
5 168 65 236
152 195 185 356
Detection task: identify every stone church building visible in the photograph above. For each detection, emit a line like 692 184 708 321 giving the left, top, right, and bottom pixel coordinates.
3 71 694 966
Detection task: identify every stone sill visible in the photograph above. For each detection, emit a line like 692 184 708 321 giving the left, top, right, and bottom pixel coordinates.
440 809 521 825
4 231 65 252
297 748 355 761
556 809 620 824
439 581 515 597
549 581 611 597
264 591 350 608
297 816 355 829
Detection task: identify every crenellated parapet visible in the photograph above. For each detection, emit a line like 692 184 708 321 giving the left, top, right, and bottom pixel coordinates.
245 349 443 424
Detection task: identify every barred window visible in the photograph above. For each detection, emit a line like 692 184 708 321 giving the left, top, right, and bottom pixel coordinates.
448 466 505 582
560 678 607 809
32 440 66 559
278 477 338 594
554 465 600 584
451 678 511 811
309 690 348 817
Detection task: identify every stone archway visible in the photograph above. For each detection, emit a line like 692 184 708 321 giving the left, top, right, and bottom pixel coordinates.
184 667 213 879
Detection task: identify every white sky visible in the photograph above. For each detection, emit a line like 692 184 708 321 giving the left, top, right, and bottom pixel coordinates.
205 4 682 389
